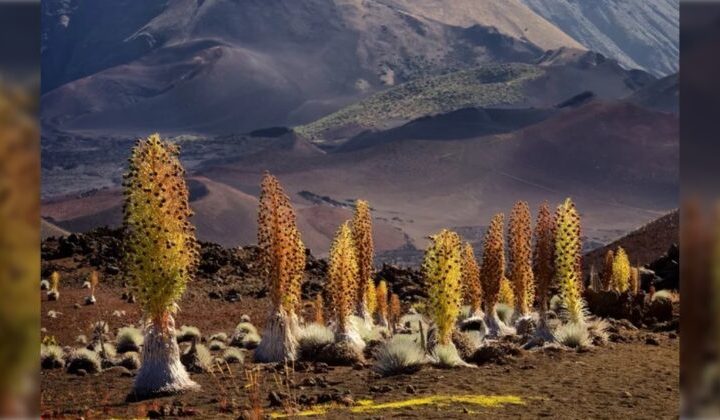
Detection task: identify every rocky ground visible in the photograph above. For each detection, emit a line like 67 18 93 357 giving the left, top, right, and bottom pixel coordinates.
40 229 680 419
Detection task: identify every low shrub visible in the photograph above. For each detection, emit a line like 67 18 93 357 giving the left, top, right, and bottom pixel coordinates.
549 295 562 313
91 342 117 360
373 335 426 376
298 323 335 360
348 315 387 342
587 318 609 346
316 340 366 366
90 321 109 336
116 327 143 353
209 340 227 351
241 332 261 349
118 352 141 370
230 322 260 349
181 343 212 373
554 322 591 349
432 343 468 368
399 314 428 332
41 344 65 369
222 347 245 364
177 325 202 343
209 332 228 343
452 330 481 361
67 348 102 374
652 290 675 302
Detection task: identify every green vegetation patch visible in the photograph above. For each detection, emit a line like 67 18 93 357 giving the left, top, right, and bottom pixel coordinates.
296 64 544 143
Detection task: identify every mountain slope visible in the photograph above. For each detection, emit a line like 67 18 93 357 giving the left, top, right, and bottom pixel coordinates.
298 51 655 145
41 176 408 255
521 0 679 76
583 210 678 269
41 0 586 137
41 99 677 259
202 99 678 253
374 0 584 51
627 73 679 114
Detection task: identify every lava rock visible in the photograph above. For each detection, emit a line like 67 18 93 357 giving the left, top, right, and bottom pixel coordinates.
469 343 520 365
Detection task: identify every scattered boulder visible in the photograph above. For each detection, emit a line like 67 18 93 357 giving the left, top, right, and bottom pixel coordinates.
647 244 679 290
647 297 673 323
584 290 638 323
315 341 366 366
468 343 521 365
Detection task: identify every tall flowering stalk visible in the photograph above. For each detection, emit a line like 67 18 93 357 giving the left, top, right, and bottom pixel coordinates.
328 222 363 349
352 200 375 325
480 213 507 337
508 201 534 318
423 230 463 345
533 203 555 315
375 280 389 327
611 247 631 293
601 250 614 291
254 172 306 362
460 242 482 316
554 198 585 325
123 134 200 397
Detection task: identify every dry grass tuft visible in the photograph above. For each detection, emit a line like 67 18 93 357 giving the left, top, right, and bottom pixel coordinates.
118 352 141 370
222 348 245 364
116 326 143 353
41 344 65 369
67 348 102 374
373 335 426 376
177 325 202 343
554 322 590 349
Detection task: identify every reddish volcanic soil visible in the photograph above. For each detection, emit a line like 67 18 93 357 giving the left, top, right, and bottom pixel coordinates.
40 287 679 419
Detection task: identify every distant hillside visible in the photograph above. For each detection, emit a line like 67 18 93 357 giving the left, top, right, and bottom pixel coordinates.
41 176 408 257
42 99 677 260
40 0 586 136
627 73 679 114
298 51 655 145
41 219 70 240
522 0 679 76
296 64 544 145
583 210 679 269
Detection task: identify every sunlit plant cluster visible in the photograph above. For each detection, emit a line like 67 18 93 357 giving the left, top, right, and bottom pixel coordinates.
42 134 628 399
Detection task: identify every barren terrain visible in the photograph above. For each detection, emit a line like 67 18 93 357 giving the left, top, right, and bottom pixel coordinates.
40 286 678 419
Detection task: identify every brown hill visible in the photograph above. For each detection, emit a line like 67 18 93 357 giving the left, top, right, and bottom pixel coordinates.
40 218 70 240
41 0 583 137
41 176 407 256
200 99 677 254
583 210 679 270
42 100 677 260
